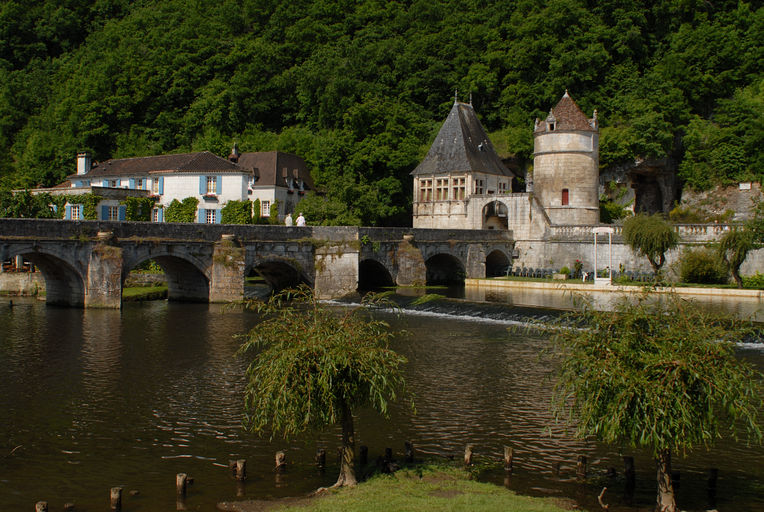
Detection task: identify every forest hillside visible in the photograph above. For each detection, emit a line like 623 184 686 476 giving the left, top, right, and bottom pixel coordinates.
1 0 761 225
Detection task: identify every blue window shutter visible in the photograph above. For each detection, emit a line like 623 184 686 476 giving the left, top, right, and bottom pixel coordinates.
102 179 109 187
118 205 126 221
101 205 108 220
158 177 164 195
198 208 205 223
216 176 222 194
129 178 135 189
215 210 221 224
65 205 72 219
199 176 206 195
158 208 164 222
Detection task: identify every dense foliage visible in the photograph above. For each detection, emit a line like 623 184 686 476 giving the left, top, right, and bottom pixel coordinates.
718 227 756 288
1 0 762 225
551 293 762 511
678 247 727 285
238 287 409 487
623 213 679 278
123 196 155 222
164 197 199 223
220 199 253 224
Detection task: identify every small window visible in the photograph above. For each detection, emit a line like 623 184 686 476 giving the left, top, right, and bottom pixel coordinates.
71 205 81 220
261 200 271 216
108 206 120 220
206 176 217 194
206 209 216 224
562 188 569 206
419 179 433 202
136 178 144 190
549 122 555 131
435 178 449 200
152 179 159 194
474 179 484 195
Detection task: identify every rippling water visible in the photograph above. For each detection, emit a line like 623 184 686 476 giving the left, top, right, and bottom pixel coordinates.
0 296 762 511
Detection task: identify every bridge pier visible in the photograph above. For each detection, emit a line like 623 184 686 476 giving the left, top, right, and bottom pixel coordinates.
209 235 246 303
313 241 360 300
85 237 123 309
394 237 426 287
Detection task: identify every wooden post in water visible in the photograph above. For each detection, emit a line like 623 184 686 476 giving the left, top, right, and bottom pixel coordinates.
503 446 514 472
464 444 474 466
35 502 48 512
360 445 368 466
176 473 187 496
110 487 122 511
404 441 414 463
275 451 287 471
234 459 247 481
576 455 587 480
315 448 326 468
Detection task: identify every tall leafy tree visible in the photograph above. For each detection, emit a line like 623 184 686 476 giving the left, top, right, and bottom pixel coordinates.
551 293 762 512
238 287 409 487
718 227 756 288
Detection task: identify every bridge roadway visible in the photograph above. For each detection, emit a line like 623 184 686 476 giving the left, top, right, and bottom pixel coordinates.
0 219 514 308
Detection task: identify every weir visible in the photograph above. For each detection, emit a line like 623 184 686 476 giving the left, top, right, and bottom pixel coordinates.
0 219 514 308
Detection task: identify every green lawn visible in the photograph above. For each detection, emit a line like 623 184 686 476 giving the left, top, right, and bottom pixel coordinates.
259 467 580 512
122 285 167 301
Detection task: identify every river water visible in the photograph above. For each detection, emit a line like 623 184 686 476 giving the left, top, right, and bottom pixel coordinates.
1 291 762 511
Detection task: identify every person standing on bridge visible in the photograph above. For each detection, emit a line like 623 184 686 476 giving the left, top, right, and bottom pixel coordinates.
284 213 293 226
296 213 306 227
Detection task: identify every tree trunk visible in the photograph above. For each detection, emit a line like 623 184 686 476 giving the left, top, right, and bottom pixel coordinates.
732 268 744 288
334 401 357 487
656 449 677 512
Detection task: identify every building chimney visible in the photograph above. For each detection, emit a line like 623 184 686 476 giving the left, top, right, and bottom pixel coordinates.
77 152 91 175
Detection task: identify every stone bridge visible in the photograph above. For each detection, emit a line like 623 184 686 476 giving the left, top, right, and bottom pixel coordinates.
0 219 514 308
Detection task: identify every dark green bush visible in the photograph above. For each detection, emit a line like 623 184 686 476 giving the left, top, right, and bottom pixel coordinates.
679 248 728 285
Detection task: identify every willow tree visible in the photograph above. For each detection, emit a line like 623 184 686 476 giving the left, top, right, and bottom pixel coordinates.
238 287 408 487
718 227 756 288
551 293 762 512
622 214 679 280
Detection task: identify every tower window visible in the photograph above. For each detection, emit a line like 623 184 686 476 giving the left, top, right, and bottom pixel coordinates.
562 188 569 206
549 122 555 131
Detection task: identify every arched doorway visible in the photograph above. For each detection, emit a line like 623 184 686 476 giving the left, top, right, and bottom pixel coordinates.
482 201 508 230
485 250 510 277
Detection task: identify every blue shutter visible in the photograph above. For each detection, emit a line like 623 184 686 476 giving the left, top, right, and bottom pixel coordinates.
102 179 109 187
64 205 72 219
118 205 126 221
158 208 164 222
101 205 108 220
129 178 136 189
158 177 164 195
199 176 206 195
198 208 206 223
214 210 221 224
216 176 222 195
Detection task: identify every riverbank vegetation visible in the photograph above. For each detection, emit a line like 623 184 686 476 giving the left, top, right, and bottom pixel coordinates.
1 1 762 225
550 292 763 511
225 466 579 512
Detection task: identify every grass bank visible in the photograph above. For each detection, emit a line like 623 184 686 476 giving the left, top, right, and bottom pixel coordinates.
219 466 580 512
122 285 167 301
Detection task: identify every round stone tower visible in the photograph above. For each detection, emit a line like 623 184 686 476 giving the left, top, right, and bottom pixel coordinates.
533 91 599 225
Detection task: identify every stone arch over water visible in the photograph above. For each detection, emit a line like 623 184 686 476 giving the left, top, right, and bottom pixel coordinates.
7 248 86 307
246 258 310 295
425 253 466 285
358 258 395 291
125 253 210 303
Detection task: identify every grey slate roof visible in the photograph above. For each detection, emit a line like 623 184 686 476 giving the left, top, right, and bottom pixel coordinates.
411 101 515 177
69 151 245 179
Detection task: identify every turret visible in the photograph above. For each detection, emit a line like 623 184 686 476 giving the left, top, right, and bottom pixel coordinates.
532 91 599 225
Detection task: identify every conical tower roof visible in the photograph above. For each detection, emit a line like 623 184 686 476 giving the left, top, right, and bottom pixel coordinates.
411 101 515 177
535 90 596 133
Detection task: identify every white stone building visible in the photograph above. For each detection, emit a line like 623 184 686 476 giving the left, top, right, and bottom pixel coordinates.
60 147 314 223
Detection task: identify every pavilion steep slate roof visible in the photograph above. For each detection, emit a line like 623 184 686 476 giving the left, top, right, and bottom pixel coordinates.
411 101 516 178
72 151 245 179
535 91 596 133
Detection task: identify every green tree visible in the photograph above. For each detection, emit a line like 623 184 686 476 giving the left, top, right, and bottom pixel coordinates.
551 293 762 512
718 228 756 288
221 199 252 224
164 197 199 223
622 213 678 279
123 196 156 222
238 287 409 488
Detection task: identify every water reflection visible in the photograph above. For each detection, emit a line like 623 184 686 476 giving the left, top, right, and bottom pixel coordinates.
0 297 761 512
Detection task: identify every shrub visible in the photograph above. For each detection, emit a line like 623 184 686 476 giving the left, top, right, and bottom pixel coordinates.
559 266 570 275
742 272 764 289
679 248 728 285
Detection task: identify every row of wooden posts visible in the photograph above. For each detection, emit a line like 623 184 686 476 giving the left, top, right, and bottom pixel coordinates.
32 442 720 511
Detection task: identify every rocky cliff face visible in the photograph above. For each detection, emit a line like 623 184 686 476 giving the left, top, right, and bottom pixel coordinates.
599 157 679 215
678 182 763 222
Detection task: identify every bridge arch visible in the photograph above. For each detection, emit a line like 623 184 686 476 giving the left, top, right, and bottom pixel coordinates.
485 249 511 277
124 252 210 303
482 200 509 230
246 258 310 295
6 247 86 307
358 258 395 291
425 253 465 285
